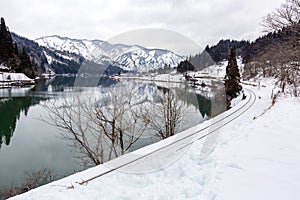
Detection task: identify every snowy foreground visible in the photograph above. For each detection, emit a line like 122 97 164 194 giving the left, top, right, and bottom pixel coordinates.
11 79 300 200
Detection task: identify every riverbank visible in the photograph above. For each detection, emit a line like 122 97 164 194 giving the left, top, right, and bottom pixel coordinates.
0 72 35 87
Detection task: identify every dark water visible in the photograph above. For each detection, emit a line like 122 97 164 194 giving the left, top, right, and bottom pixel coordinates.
0 76 220 189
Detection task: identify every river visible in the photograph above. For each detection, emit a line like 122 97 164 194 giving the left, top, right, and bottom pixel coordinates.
0 75 223 189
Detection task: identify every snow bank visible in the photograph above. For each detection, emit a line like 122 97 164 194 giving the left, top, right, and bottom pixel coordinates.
0 72 34 87
0 65 10 71
214 96 300 200
0 72 33 82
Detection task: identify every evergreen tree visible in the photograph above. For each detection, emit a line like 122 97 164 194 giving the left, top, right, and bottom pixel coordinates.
0 17 15 65
20 46 35 78
177 60 195 73
224 48 242 109
0 17 35 78
14 42 19 56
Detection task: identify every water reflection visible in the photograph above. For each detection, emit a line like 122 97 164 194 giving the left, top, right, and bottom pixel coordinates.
0 86 50 150
0 76 221 189
0 76 117 150
42 80 217 168
0 97 25 148
0 96 41 149
0 78 217 151
175 88 212 118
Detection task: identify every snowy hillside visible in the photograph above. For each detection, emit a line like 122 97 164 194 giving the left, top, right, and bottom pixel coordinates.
35 36 184 72
188 58 243 79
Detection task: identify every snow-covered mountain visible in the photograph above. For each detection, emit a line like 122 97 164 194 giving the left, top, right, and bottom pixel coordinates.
35 35 184 72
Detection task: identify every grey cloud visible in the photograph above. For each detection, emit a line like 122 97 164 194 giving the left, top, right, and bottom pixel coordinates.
0 0 284 52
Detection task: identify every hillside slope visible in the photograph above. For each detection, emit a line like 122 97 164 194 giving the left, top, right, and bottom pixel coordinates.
36 35 184 72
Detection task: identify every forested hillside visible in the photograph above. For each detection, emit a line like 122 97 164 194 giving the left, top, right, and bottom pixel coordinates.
0 18 35 78
203 0 300 96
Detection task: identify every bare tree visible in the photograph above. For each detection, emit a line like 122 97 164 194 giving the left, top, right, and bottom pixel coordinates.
94 86 148 157
42 82 189 167
43 96 103 166
141 88 185 139
0 168 55 200
262 0 300 32
42 85 147 167
254 0 300 96
244 41 300 95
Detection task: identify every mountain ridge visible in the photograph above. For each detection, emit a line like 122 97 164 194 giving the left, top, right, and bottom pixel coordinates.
35 35 184 73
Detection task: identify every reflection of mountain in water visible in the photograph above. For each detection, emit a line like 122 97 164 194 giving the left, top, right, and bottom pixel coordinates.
195 94 212 118
35 76 118 91
0 97 33 148
156 85 214 119
174 87 212 118
0 76 118 149
175 86 226 119
0 77 222 150
0 83 51 149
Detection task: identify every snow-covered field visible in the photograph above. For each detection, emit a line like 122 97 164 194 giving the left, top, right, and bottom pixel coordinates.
213 96 300 200
9 76 300 199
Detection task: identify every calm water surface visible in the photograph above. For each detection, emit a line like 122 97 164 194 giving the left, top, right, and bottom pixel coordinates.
0 76 219 188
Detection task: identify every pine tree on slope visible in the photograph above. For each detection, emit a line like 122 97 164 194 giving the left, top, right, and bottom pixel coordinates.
20 46 35 78
0 17 15 66
224 48 242 110
0 17 35 78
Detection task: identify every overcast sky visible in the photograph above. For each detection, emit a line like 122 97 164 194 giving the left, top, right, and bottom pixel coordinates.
1 0 284 53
